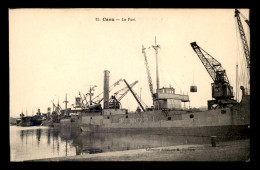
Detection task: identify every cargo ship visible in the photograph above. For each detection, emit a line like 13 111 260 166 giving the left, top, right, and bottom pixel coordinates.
79 70 249 137
41 95 82 128
78 9 250 137
16 109 43 127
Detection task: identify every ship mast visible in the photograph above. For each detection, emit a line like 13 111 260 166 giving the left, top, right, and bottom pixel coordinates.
152 36 160 92
63 93 69 117
87 85 97 106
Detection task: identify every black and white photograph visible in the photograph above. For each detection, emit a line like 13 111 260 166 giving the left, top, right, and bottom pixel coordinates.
9 8 250 162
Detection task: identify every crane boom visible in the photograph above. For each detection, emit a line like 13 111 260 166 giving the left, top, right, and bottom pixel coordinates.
117 81 138 101
51 100 62 114
142 45 154 101
92 79 124 103
131 89 148 108
113 81 138 96
191 42 236 109
123 79 145 112
190 42 230 85
79 92 88 109
235 9 250 27
235 9 250 70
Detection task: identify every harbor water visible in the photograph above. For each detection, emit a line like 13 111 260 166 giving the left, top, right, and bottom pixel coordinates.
10 125 247 161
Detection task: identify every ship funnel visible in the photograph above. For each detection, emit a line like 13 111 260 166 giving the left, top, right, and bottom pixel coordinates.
103 70 110 109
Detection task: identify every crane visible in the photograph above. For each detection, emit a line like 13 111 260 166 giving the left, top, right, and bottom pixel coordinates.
235 9 250 70
108 81 139 109
51 100 62 115
235 9 250 27
114 81 138 101
92 79 124 104
78 85 98 109
142 45 155 102
190 42 237 109
79 92 89 109
113 82 134 96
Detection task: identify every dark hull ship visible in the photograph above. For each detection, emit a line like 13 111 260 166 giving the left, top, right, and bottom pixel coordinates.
16 116 42 127
16 109 43 127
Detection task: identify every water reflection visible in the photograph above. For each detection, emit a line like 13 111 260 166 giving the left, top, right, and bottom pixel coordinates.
10 126 248 161
71 131 242 155
47 128 51 145
20 130 24 143
36 129 41 145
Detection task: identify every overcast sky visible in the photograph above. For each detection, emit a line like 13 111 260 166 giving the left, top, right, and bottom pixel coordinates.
9 8 249 117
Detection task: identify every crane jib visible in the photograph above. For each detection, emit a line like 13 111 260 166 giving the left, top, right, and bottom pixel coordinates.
142 45 155 101
235 9 250 70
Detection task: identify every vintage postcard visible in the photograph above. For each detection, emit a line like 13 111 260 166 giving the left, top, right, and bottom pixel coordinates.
9 8 250 162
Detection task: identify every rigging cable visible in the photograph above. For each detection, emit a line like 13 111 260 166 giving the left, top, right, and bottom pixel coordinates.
193 47 195 85
234 17 239 101
235 16 245 92
158 49 166 87
156 45 185 93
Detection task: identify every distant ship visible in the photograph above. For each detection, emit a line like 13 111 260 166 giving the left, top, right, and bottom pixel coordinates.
16 109 43 127
41 97 81 128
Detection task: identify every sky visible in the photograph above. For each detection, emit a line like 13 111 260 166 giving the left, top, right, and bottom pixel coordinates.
9 8 250 118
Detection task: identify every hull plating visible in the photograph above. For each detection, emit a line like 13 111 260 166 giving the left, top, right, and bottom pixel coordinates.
80 96 250 137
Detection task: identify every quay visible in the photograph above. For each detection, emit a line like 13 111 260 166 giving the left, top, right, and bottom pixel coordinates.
28 139 250 162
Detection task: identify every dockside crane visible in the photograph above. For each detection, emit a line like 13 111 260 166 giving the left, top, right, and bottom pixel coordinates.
235 9 250 98
235 9 250 71
190 42 237 110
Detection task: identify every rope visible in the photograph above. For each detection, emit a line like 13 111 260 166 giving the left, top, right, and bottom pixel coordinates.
157 48 181 91
122 83 129 110
158 55 165 87
193 49 195 85
240 11 249 23
234 17 239 66
235 17 244 99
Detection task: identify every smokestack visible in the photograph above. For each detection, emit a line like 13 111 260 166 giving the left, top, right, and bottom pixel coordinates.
103 70 110 109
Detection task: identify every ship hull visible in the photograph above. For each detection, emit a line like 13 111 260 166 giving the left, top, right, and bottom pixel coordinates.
60 118 81 128
80 124 249 137
18 117 42 127
41 117 81 128
80 96 250 137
